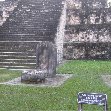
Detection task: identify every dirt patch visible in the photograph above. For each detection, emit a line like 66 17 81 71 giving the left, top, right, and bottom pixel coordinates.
0 74 73 87
101 75 111 87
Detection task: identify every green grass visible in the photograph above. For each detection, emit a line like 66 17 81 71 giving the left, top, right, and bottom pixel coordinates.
0 60 111 111
0 69 21 82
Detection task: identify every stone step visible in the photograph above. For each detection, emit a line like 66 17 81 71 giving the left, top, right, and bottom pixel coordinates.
0 58 36 63
0 65 36 69
20 0 63 5
2 24 58 29
13 9 62 15
0 62 36 65
19 17 60 22
0 55 36 59
0 48 34 51
20 12 61 17
0 30 54 35
0 37 53 41
0 35 53 41
14 19 59 24
0 44 36 53
0 44 36 50
5 18 60 25
0 52 36 56
20 4 63 9
1 23 57 29
0 30 55 35
0 41 38 46
0 52 35 56
0 27 53 31
2 29 56 35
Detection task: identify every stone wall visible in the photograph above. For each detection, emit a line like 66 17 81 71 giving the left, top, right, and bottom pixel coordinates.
66 0 82 9
55 1 66 64
65 8 111 42
64 42 111 59
66 8 111 25
64 0 111 59
65 27 111 43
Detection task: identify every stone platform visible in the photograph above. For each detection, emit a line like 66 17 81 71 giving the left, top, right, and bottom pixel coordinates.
0 74 73 87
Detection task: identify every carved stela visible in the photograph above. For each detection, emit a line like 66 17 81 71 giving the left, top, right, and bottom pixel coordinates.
21 41 57 84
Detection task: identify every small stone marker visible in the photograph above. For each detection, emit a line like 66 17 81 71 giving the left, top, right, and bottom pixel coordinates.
77 92 108 111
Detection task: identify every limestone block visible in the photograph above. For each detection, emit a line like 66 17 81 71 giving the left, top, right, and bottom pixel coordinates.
36 41 57 77
21 70 46 84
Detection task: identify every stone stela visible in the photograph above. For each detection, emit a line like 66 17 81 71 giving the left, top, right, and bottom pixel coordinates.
77 92 108 111
21 41 57 84
36 41 57 77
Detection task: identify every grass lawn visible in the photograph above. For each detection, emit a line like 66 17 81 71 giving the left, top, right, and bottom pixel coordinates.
0 60 111 111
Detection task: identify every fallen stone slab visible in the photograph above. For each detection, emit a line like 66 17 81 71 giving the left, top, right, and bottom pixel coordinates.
21 70 47 84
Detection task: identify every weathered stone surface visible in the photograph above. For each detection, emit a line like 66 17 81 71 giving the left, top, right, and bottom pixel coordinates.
36 41 57 77
63 42 111 59
21 41 57 83
64 0 111 60
0 0 64 69
21 70 46 84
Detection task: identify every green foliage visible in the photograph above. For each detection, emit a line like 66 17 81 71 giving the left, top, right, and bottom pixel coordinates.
0 60 111 111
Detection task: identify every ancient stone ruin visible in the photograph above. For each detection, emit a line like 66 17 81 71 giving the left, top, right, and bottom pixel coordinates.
2 0 111 72
36 41 57 77
21 41 57 83
64 0 111 59
0 0 66 69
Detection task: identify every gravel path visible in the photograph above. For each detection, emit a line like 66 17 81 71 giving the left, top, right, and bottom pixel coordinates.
0 74 73 87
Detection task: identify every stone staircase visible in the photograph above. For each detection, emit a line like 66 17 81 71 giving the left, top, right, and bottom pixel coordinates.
0 0 64 69
0 41 37 69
